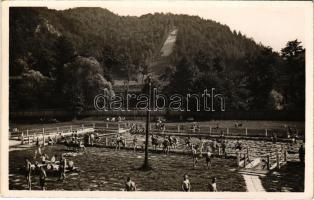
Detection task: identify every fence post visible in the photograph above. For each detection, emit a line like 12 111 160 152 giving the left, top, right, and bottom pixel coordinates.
265 129 268 137
42 128 45 146
57 127 59 133
28 136 31 144
93 123 95 129
26 129 29 137
209 126 212 134
276 149 280 169
226 128 229 136
284 150 287 162
149 123 152 131
70 125 73 132
245 128 248 136
21 132 24 144
105 137 108 146
243 153 247 167
82 124 85 130
177 125 180 133
106 123 108 129
267 155 270 170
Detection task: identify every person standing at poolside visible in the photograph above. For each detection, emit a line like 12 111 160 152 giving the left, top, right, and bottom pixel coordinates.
25 158 32 190
191 145 198 167
59 154 67 181
205 149 212 169
39 166 47 190
299 144 305 164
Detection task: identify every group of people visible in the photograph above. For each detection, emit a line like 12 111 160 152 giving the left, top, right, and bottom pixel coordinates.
25 146 68 190
63 133 86 151
123 174 218 192
105 116 125 122
182 174 218 192
286 126 301 143
190 123 201 133
151 135 179 154
155 119 165 131
129 123 145 135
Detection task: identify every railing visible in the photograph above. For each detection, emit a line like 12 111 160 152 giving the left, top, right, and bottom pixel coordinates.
235 146 289 170
10 123 95 146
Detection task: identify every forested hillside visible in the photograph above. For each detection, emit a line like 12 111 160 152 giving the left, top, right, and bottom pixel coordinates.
9 7 305 113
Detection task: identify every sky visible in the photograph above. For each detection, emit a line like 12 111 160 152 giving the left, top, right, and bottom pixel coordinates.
48 1 311 52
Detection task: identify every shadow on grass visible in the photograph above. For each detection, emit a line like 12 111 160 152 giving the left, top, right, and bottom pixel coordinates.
260 161 304 192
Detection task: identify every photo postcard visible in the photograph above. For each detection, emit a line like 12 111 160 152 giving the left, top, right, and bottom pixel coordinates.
0 1 313 199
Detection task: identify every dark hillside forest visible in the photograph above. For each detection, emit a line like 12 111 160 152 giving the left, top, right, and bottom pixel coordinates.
9 7 305 113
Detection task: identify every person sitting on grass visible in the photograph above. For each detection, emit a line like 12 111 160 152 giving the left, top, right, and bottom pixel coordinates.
182 174 191 192
41 154 49 164
39 166 47 190
79 140 86 151
208 177 218 192
125 177 136 191
48 136 54 145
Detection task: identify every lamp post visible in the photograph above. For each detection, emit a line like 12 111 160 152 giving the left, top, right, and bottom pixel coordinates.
141 75 152 170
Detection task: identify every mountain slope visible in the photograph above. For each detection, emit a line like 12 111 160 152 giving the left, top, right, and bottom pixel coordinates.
10 7 263 81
